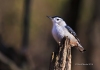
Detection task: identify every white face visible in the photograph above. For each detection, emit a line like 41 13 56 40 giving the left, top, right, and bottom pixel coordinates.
52 17 67 26
52 17 62 23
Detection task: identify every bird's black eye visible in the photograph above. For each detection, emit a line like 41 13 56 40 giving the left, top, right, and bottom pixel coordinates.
56 19 59 21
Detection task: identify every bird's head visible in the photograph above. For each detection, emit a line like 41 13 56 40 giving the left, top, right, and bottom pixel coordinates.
47 16 67 26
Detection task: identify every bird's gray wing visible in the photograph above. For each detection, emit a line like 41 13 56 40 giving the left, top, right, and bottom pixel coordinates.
65 26 80 42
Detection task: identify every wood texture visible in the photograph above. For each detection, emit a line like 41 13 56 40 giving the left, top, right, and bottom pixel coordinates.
49 36 71 70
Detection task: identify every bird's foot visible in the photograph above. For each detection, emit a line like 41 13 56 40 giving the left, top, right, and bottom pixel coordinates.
58 42 61 47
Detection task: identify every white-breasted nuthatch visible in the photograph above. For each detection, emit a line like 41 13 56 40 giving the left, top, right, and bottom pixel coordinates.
47 16 86 52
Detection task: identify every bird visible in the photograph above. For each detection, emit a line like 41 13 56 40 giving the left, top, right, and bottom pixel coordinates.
47 16 86 52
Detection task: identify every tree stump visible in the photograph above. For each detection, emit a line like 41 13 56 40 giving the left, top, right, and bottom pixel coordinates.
49 36 71 70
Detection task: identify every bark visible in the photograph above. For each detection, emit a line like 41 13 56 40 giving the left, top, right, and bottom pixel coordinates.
49 36 71 70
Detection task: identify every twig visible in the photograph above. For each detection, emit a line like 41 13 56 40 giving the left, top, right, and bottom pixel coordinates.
0 52 21 70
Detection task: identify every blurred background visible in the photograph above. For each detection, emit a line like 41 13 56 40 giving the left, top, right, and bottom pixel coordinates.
0 0 100 70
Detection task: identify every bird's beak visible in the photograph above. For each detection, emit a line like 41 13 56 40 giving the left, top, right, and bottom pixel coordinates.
47 16 53 19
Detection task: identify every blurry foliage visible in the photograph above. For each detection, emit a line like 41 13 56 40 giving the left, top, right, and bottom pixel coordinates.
0 0 24 50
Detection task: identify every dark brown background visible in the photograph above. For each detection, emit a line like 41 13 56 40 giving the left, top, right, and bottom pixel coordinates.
0 0 100 70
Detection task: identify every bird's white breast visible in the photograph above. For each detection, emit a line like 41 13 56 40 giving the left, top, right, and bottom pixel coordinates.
52 23 77 44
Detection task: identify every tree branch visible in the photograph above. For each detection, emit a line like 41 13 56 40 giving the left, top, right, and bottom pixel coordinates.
49 36 71 70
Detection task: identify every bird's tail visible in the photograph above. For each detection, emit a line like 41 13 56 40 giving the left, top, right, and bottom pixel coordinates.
77 43 86 53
